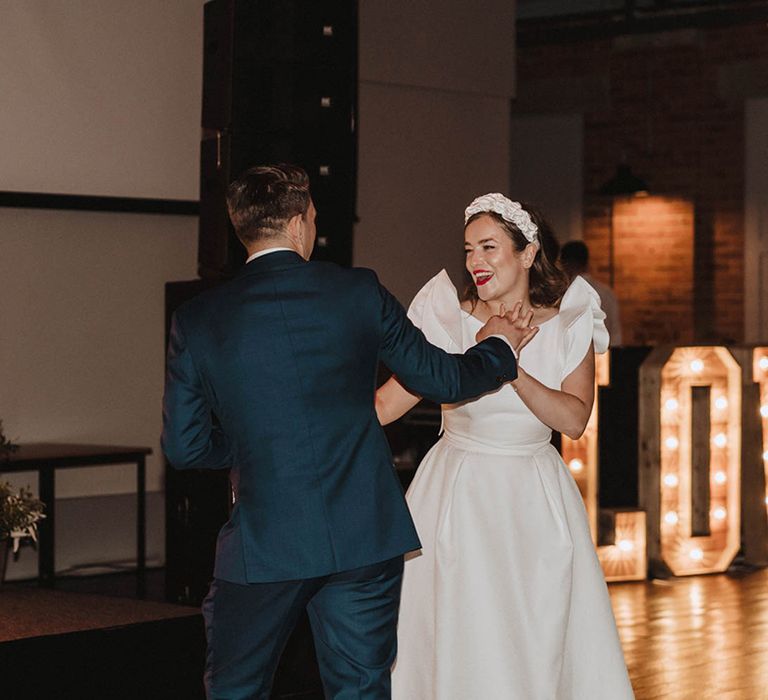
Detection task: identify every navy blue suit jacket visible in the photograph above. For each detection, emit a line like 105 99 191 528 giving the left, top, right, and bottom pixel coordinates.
162 251 517 583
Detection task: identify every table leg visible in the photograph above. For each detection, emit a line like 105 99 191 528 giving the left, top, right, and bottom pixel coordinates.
136 455 146 598
38 468 55 587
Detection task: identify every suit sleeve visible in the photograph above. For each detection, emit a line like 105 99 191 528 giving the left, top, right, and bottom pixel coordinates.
161 312 231 470
376 277 517 403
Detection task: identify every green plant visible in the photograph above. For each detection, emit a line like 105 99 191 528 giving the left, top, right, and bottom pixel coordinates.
0 481 45 552
0 419 19 459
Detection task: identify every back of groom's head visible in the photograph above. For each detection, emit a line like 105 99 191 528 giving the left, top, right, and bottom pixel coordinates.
226 163 311 245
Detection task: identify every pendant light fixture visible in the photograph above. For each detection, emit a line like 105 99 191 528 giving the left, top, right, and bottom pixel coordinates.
600 164 649 197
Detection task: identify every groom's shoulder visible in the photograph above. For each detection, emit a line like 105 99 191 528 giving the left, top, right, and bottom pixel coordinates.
170 285 224 326
171 274 248 322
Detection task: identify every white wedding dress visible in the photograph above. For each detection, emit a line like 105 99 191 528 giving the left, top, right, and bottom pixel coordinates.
391 271 634 700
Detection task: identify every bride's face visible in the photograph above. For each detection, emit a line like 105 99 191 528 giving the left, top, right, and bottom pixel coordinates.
464 215 528 303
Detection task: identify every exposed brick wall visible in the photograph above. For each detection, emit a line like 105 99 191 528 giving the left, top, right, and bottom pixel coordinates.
518 22 768 344
613 197 694 345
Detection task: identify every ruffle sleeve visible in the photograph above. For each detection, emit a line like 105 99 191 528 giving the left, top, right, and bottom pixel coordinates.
407 269 464 353
559 275 610 381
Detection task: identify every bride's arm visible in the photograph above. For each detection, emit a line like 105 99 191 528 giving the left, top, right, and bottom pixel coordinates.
376 376 422 426
511 342 595 439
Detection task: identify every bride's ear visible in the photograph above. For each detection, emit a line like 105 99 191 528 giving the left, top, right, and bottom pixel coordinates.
522 243 537 269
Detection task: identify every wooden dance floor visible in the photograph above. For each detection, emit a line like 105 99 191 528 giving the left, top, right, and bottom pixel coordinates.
2 570 766 698
610 568 768 699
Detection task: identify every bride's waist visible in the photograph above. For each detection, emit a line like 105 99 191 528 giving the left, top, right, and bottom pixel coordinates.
441 430 554 457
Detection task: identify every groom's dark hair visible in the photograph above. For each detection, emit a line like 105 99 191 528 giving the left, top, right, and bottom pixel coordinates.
226 163 311 245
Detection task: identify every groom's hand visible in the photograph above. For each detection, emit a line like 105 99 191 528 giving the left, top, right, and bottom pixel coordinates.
476 303 539 355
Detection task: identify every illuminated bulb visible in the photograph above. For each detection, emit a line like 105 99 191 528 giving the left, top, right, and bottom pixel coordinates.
760 357 768 371
689 548 704 561
763 450 768 461
664 474 679 487
714 471 727 485
664 511 679 525
665 398 679 411
714 396 728 411
665 436 679 450
568 459 584 473
713 433 727 448
617 539 634 552
761 405 768 418
765 495 768 506
690 359 704 373
712 507 727 520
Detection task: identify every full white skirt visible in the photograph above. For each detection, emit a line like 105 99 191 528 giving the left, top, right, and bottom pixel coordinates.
392 437 635 700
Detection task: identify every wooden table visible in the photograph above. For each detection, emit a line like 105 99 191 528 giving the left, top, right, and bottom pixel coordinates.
1 443 152 597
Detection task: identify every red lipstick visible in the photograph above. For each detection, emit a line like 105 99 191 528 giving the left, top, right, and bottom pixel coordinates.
474 270 493 286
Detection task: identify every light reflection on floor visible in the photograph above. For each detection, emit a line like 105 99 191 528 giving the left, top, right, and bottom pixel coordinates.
609 568 768 700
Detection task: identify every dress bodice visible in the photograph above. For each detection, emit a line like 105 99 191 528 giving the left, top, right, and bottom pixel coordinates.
407 270 609 453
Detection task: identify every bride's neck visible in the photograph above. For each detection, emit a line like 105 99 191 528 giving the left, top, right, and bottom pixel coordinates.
479 288 534 317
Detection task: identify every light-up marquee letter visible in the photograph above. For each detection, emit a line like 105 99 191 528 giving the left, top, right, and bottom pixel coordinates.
562 352 648 581
561 353 607 540
640 347 741 576
753 349 768 513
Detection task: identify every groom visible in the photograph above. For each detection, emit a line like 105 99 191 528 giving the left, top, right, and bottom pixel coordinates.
162 163 533 699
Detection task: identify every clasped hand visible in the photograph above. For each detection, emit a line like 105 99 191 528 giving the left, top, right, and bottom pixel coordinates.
475 301 539 355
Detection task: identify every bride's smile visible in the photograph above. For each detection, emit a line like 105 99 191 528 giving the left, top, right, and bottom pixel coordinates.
473 269 494 286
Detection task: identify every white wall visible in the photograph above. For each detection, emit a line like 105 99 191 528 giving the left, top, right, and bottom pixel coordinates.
355 0 516 304
0 2 201 199
0 2 202 579
0 209 198 497
0 209 197 579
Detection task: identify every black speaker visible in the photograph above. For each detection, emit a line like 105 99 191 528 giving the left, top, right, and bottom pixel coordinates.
598 346 654 508
199 0 358 278
164 280 232 607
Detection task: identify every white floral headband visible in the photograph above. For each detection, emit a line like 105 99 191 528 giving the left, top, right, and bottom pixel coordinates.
464 193 539 245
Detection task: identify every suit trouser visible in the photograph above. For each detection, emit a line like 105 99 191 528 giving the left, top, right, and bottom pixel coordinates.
202 556 404 700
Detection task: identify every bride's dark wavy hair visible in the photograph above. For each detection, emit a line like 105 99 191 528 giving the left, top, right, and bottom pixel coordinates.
462 203 568 309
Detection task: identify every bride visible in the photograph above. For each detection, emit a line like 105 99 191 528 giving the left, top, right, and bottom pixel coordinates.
376 194 634 699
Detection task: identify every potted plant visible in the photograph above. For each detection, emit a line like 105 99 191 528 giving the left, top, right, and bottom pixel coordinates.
0 482 45 584
1 421 45 584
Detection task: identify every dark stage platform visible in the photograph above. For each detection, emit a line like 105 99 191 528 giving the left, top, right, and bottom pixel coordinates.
0 588 205 699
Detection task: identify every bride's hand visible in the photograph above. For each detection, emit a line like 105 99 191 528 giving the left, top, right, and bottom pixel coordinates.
514 322 538 354
476 303 538 353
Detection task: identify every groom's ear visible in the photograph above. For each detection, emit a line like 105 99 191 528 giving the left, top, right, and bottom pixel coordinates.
285 212 303 243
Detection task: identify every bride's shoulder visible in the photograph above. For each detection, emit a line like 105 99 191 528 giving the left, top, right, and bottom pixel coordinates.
409 270 460 313
558 275 610 353
407 270 464 349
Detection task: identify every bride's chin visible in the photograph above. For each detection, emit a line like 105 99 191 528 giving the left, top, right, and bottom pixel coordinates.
476 288 493 302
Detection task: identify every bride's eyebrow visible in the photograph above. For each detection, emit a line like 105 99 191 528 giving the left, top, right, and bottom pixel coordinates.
465 238 497 247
